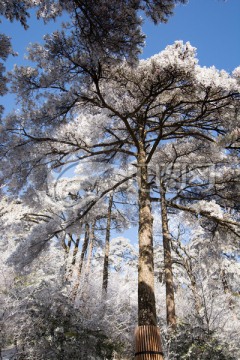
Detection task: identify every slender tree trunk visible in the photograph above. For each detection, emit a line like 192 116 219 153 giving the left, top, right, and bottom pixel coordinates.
71 223 90 300
102 193 113 294
221 269 234 309
81 220 96 302
159 180 177 331
71 236 81 266
188 272 203 316
136 145 163 359
61 234 68 253
66 233 73 254
80 223 90 274
85 220 96 278
65 233 78 280
62 234 72 280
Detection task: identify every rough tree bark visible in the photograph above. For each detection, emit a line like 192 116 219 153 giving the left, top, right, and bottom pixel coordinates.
136 143 164 359
159 179 177 331
138 146 157 326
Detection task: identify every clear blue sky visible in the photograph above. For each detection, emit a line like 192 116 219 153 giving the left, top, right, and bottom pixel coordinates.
141 0 240 71
1 0 240 115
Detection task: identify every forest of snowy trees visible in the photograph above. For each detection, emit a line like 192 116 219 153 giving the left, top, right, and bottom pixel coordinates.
0 1 240 359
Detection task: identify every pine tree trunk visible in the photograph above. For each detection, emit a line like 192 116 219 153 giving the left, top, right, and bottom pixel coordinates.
79 223 90 274
63 234 72 280
71 236 81 266
136 146 163 359
68 232 81 279
102 193 113 294
85 220 96 278
71 222 90 300
66 233 73 254
159 180 177 331
138 148 157 326
61 234 68 253
81 220 96 302
188 270 203 316
221 269 234 309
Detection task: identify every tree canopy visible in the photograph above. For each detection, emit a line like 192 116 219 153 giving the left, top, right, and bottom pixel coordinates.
0 1 239 359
